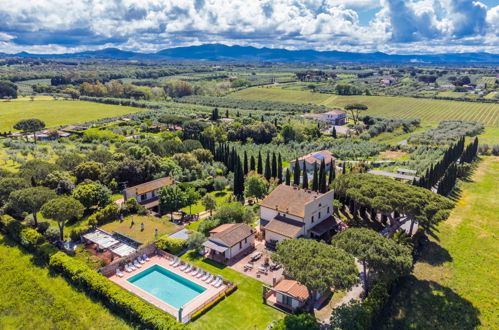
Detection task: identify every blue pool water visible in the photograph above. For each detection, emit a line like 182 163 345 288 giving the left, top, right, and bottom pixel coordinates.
128 265 206 309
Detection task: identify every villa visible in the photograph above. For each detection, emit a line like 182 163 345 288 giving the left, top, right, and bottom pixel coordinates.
259 184 338 248
123 177 175 213
203 223 255 264
264 279 310 312
290 150 336 172
303 109 347 125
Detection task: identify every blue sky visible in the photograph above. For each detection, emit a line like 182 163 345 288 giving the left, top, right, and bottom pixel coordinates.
0 0 498 54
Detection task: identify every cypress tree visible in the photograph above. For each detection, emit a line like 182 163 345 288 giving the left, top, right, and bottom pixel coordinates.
293 158 300 185
302 164 308 189
257 152 263 174
264 153 271 181
225 109 229 118
243 151 248 175
233 156 245 199
319 159 327 193
312 163 318 191
261 115 264 122
271 152 277 178
277 154 283 183
250 155 256 171
342 162 346 174
285 168 291 185
328 160 335 184
332 126 337 138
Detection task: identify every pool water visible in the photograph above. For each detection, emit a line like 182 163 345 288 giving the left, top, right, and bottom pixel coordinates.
128 265 206 309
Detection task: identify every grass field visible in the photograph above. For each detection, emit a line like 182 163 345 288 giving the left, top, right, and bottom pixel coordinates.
376 157 499 329
230 86 499 126
0 98 144 131
0 234 131 330
99 215 181 245
181 190 232 215
182 250 283 329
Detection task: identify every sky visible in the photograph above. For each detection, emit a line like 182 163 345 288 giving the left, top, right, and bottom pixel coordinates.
0 0 498 55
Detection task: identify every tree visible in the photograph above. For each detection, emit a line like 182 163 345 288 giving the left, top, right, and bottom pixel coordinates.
72 182 111 209
285 168 291 185
273 313 319 330
250 155 256 172
74 161 104 183
8 187 56 227
243 151 249 175
212 202 253 224
332 126 337 138
277 154 283 183
186 231 206 251
201 194 216 216
302 164 308 189
244 173 268 201
312 163 319 192
344 104 368 126
0 80 18 99
293 158 300 185
332 228 412 294
329 160 336 184
184 186 201 215
272 239 358 311
257 152 263 174
13 118 45 143
319 159 327 193
330 300 371 330
264 153 271 181
211 107 219 121
271 152 277 178
158 185 187 221
41 196 84 241
0 177 30 206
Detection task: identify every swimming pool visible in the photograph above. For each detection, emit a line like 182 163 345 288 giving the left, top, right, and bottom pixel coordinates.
127 265 206 309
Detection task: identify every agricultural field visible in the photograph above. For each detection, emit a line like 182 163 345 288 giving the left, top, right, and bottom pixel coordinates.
230 86 499 126
0 234 131 330
0 98 144 131
376 157 499 329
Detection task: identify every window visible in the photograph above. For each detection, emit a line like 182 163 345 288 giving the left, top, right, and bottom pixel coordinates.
283 295 293 306
327 207 330 213
319 212 321 218
244 237 247 243
311 215 314 223
239 242 242 249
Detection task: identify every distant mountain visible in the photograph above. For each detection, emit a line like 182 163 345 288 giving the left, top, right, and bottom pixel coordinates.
3 44 499 63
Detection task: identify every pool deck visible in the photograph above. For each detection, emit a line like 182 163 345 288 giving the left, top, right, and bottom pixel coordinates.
109 255 227 321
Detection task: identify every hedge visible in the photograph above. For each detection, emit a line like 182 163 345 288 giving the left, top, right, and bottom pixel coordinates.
156 236 186 255
49 252 186 330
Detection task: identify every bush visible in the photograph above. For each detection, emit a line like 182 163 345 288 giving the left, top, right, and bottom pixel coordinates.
94 203 121 225
49 252 185 329
155 236 186 255
197 218 221 236
274 313 320 330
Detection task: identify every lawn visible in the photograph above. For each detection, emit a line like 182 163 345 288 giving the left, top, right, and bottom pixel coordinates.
182 250 284 329
230 86 499 126
0 98 144 131
181 190 232 215
0 234 131 330
376 156 499 329
99 215 181 244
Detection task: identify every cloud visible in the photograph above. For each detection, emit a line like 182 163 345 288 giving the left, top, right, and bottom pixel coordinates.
0 0 496 54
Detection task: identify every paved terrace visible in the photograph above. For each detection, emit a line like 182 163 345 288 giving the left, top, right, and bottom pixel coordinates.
109 254 227 322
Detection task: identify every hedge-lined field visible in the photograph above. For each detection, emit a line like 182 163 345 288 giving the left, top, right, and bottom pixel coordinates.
230 86 499 126
0 99 144 131
0 234 131 330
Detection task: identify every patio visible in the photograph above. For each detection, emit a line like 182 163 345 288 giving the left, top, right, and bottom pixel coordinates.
229 240 284 286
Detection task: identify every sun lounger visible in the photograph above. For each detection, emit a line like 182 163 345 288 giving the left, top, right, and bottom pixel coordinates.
214 278 223 288
191 267 199 276
129 263 136 271
134 260 142 268
197 270 205 278
202 272 210 281
125 265 132 273
180 263 188 271
138 256 146 264
211 277 220 286
143 254 150 261
205 275 214 283
116 268 125 277
184 264 193 273
173 259 181 267
169 257 177 266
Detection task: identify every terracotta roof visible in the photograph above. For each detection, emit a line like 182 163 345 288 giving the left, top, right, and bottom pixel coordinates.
124 177 174 196
210 223 235 234
324 109 346 116
274 279 309 301
260 184 323 218
265 216 304 238
209 223 254 247
297 150 336 165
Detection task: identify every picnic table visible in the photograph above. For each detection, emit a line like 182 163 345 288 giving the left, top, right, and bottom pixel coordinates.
244 263 254 271
257 265 268 275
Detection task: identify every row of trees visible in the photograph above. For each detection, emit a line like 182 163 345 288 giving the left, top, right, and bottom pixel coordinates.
289 158 334 193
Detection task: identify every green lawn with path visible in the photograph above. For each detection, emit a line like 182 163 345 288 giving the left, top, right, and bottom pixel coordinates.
181 190 232 215
0 234 131 330
376 156 499 329
0 98 144 131
182 250 284 329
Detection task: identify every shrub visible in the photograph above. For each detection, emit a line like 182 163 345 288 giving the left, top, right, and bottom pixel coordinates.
94 203 121 225
155 236 186 255
49 252 185 330
197 218 221 236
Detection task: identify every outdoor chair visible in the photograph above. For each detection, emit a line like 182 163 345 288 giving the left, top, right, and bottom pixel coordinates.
197 270 205 278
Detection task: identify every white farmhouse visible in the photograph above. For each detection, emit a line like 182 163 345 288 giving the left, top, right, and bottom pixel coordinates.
259 184 338 248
